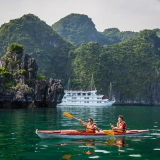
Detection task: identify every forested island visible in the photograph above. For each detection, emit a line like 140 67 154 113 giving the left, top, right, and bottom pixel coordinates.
0 43 64 108
1 13 160 107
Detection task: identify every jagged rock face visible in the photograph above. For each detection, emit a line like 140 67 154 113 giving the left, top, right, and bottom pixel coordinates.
0 76 5 94
23 54 38 79
46 78 64 103
4 51 23 74
32 80 46 102
114 70 160 106
31 78 64 104
0 76 5 104
0 50 64 108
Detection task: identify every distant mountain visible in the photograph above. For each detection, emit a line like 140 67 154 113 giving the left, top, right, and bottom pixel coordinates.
51 14 138 46
102 28 138 44
155 28 160 38
0 14 75 81
51 13 110 46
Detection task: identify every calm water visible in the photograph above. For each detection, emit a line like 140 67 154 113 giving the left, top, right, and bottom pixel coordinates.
0 105 160 160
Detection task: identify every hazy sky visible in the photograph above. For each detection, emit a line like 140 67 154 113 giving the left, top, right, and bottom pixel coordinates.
0 0 160 32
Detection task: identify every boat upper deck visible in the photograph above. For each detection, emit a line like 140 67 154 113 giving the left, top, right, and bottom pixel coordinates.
64 90 103 97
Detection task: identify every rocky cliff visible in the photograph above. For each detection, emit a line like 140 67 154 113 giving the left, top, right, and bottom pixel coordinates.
114 76 160 106
0 45 64 108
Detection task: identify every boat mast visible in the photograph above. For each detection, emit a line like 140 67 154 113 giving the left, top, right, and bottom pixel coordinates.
91 74 93 90
109 82 112 100
68 78 70 90
90 73 96 90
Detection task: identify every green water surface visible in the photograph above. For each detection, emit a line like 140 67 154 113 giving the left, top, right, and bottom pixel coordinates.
0 105 160 160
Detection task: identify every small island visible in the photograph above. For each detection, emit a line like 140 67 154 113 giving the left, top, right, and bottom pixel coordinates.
0 43 64 108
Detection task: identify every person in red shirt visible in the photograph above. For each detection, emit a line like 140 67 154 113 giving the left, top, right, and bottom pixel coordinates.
111 115 127 133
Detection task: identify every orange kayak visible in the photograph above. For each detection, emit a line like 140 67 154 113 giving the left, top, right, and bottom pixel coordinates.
36 129 149 139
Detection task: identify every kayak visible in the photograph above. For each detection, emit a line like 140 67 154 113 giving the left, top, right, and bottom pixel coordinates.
36 129 149 139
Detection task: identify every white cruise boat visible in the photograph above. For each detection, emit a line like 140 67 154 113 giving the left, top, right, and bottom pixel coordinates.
57 90 115 106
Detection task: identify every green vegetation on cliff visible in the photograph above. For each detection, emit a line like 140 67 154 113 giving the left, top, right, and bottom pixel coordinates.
71 30 160 97
1 14 160 100
8 43 24 54
0 14 75 81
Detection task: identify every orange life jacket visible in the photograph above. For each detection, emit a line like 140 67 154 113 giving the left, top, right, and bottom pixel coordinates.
116 121 127 133
86 123 97 133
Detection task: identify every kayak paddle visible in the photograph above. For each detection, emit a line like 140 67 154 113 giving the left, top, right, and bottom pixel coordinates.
103 130 114 136
63 112 81 121
63 112 114 136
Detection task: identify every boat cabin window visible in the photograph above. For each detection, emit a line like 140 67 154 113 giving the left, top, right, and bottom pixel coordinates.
78 93 81 96
87 93 91 96
83 93 86 96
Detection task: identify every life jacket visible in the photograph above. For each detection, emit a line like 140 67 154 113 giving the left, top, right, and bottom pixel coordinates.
116 121 127 133
86 123 97 133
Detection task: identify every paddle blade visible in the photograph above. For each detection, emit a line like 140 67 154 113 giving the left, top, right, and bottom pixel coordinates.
63 112 75 119
103 130 114 136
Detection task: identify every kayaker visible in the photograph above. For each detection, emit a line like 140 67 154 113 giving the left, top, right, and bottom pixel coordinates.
79 118 99 133
111 115 127 133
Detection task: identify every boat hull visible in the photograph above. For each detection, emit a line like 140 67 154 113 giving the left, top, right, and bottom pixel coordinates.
57 89 115 106
36 129 149 139
57 101 114 106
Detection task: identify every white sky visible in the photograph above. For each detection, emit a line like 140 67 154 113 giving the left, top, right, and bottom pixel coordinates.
0 0 160 32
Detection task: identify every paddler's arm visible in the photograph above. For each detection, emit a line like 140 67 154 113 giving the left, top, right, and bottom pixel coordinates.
93 124 100 132
95 126 100 132
111 125 123 131
79 120 87 126
111 124 115 129
111 123 117 130
111 123 121 130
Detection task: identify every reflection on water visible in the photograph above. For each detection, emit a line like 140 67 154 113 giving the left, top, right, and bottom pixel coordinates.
36 137 140 160
107 137 126 148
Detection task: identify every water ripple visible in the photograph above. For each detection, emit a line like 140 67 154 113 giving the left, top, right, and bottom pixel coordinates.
129 154 142 157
